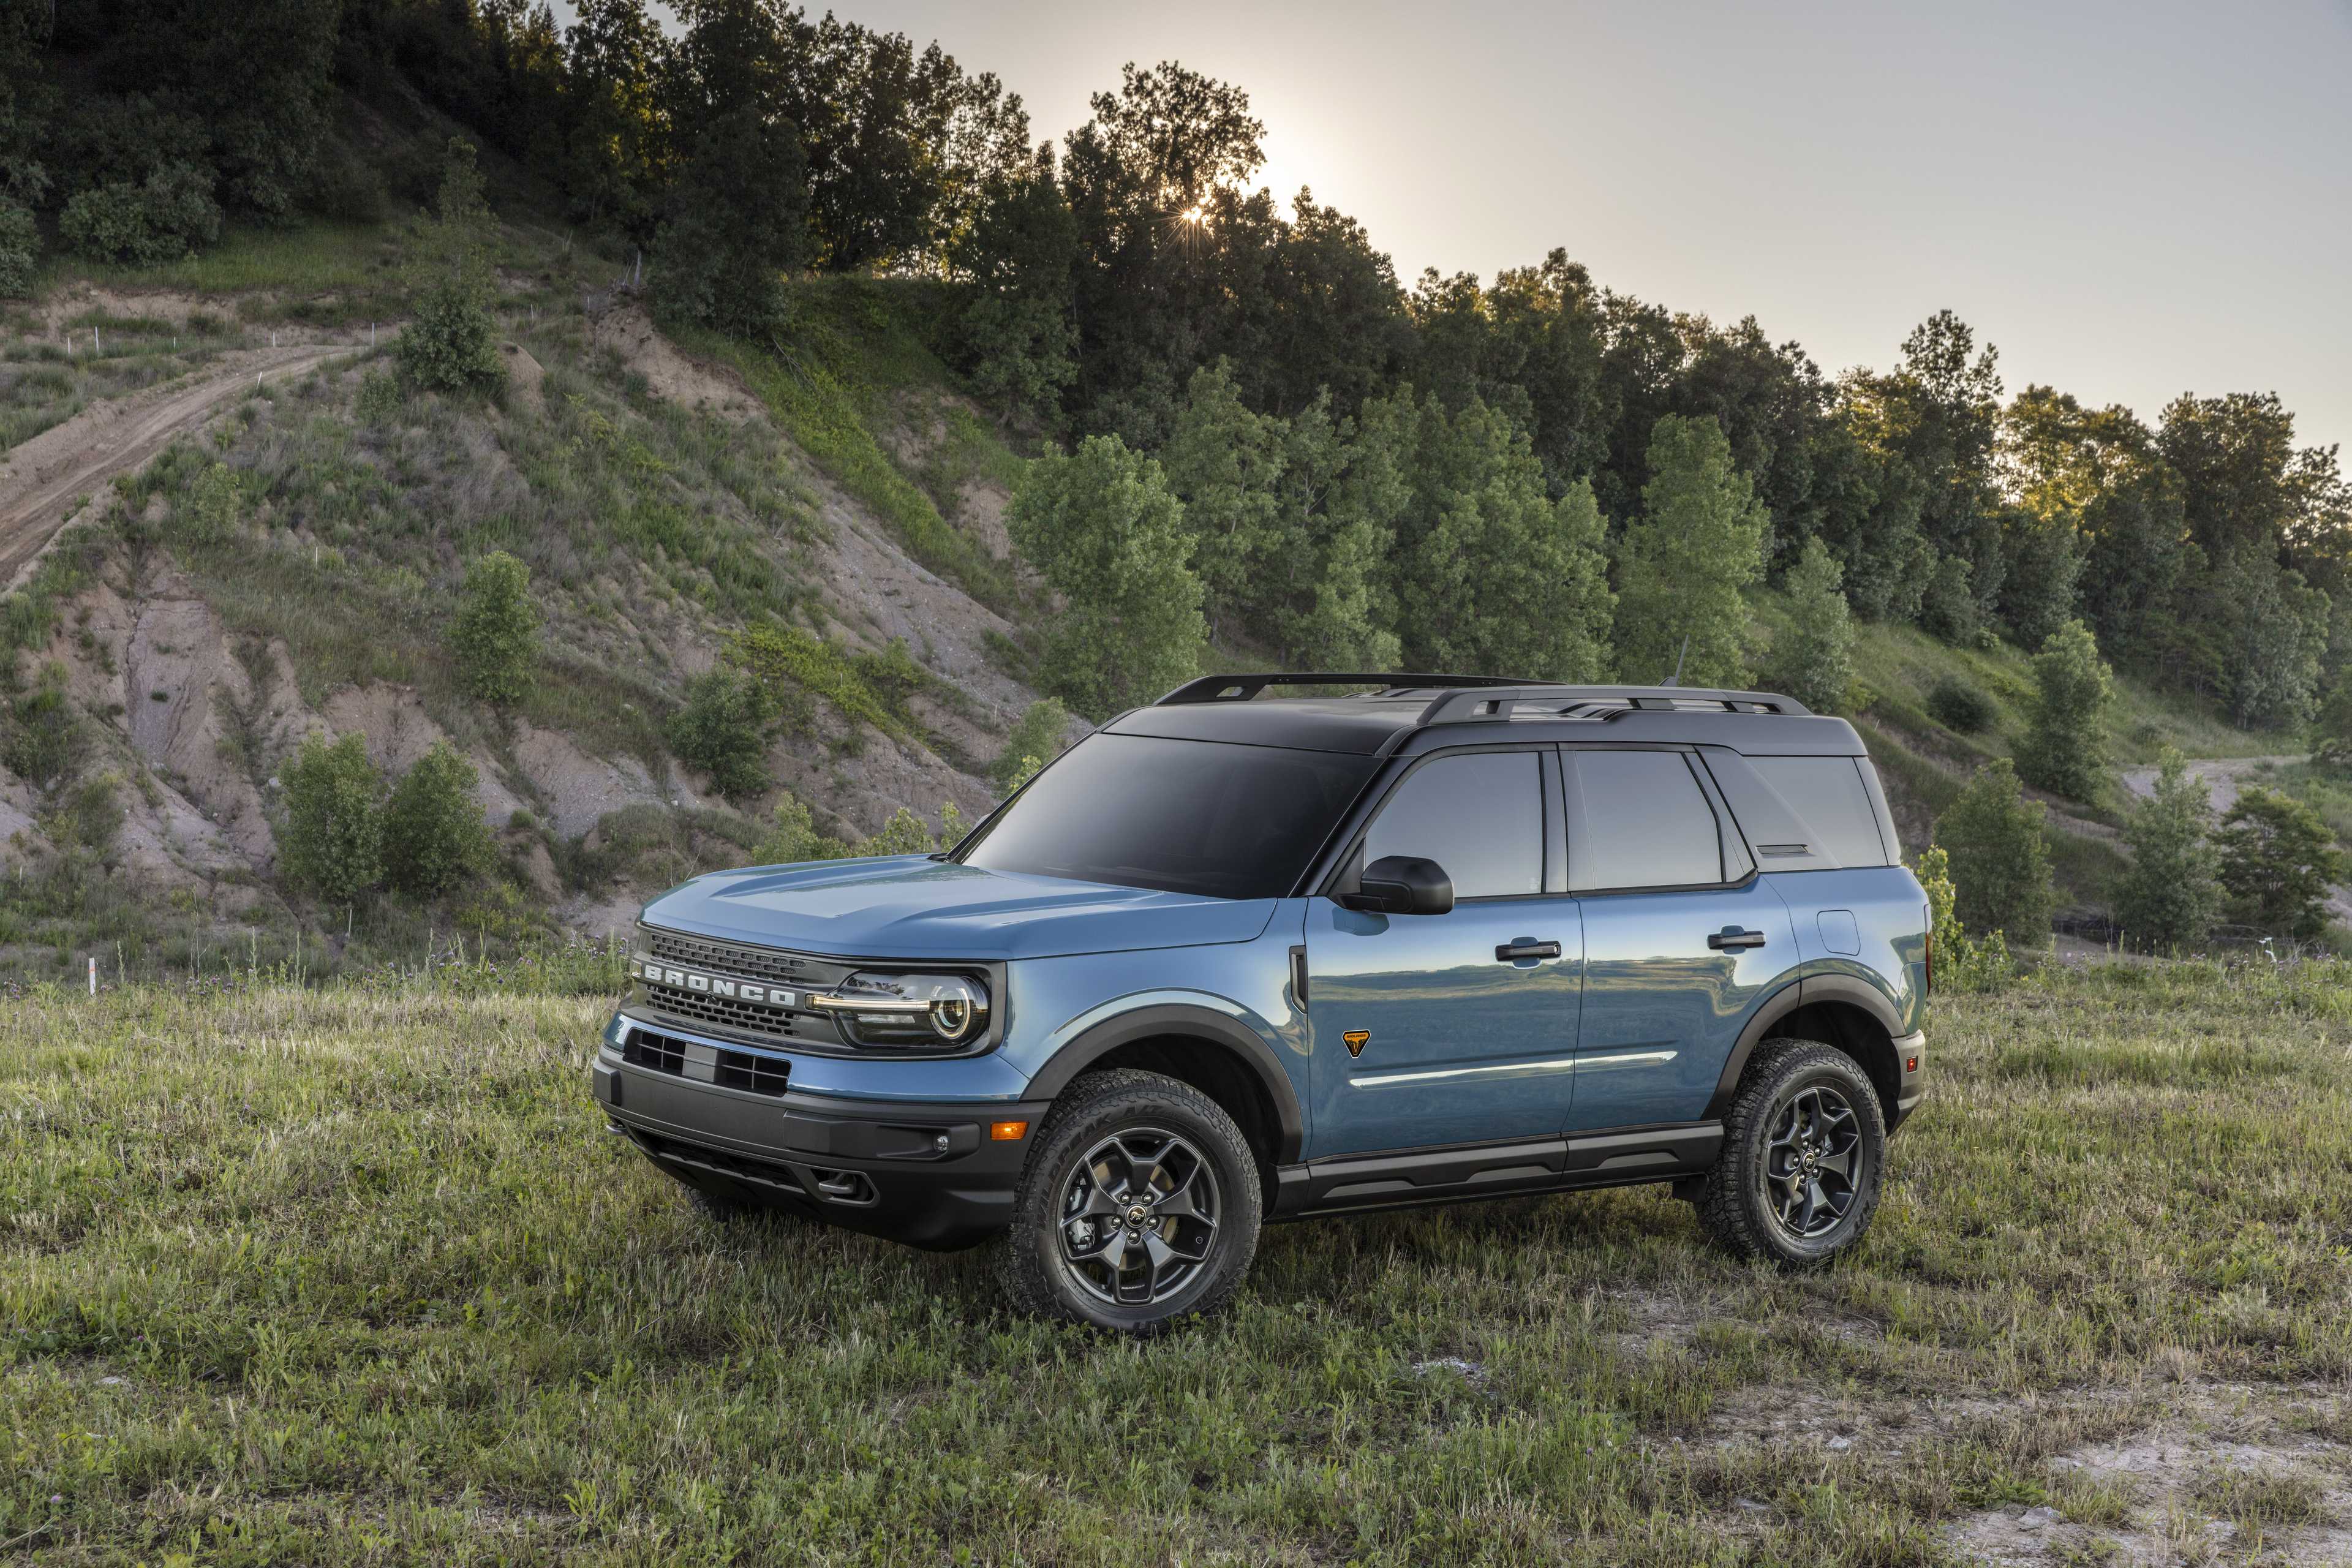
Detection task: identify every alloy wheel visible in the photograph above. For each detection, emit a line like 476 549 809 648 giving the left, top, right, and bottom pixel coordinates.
1057 1126 1221 1307
1764 1083 1864 1241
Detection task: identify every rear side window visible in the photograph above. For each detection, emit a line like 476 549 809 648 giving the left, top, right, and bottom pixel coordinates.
1363 750 1542 899
1564 750 1724 891
1704 752 1890 869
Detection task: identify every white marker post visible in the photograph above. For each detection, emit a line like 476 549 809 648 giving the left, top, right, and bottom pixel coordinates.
88 956 96 997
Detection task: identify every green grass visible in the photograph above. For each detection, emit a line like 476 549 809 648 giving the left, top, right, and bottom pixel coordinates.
39 221 404 300
6 959 2350 1564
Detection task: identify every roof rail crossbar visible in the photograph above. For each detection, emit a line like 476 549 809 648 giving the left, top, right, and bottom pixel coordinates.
1155 671 1543 706
1417 685 1811 726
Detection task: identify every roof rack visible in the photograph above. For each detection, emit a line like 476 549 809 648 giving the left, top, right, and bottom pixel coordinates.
1417 685 1811 725
1154 672 1541 706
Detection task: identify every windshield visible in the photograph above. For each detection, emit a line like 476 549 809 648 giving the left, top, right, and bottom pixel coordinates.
955 733 1379 899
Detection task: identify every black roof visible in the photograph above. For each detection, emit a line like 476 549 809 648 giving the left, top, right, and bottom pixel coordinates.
1102 674 1867 758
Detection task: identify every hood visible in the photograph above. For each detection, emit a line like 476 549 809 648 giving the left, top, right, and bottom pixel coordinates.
640 855 1280 961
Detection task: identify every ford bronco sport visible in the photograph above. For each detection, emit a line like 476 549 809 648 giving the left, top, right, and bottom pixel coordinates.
594 675 1930 1332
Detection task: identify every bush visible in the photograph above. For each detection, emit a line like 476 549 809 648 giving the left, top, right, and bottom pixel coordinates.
1926 677 1996 733
355 371 404 426
991 697 1070 789
0 203 35 298
1934 758 2054 948
179 462 242 543
382 741 494 897
1912 844 2011 992
2214 785 2343 939
451 552 539 706
395 139 504 394
1918 552 1979 644
58 163 223 265
750 790 848 865
279 732 385 902
2116 748 2220 951
3 670 84 791
2017 619 2113 802
666 669 780 800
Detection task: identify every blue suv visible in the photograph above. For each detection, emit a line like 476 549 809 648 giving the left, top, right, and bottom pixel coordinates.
594 676 1930 1331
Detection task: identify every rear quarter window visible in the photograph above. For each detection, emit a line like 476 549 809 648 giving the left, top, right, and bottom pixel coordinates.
1703 752 1891 869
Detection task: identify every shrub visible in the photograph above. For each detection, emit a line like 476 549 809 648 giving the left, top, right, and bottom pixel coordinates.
1933 759 2054 948
1912 844 2012 992
179 462 242 543
666 669 780 800
1926 677 1996 733
1770 538 1853 714
62 775 124 853
382 741 494 897
991 696 1070 788
355 371 404 426
2214 785 2343 939
279 732 385 902
3 670 84 791
0 203 35 298
851 638 925 715
58 163 223 265
451 552 539 706
2017 619 2113 803
2116 748 2220 951
750 790 850 864
395 140 504 394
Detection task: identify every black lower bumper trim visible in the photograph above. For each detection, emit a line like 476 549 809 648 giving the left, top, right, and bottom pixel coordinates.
594 1055 1049 1251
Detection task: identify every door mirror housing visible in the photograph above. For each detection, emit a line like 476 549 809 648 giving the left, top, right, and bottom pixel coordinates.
1341 855 1455 916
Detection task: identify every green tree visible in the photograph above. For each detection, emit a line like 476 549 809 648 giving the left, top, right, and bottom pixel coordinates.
396 139 504 393
279 732 385 903
1614 413 1765 687
667 669 780 800
0 202 35 296
1006 435 1205 718
1160 360 1289 643
58 162 222 264
1912 843 2012 993
451 552 540 706
1385 394 1612 679
382 741 494 898
2116 749 2220 951
2214 785 2343 939
751 790 849 864
992 697 1070 788
1771 537 1853 712
2017 619 2113 802
657 0 809 337
952 152 1079 419
1934 759 2054 947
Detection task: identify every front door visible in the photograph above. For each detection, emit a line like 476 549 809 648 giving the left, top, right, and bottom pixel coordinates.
1306 748 1583 1158
1559 747 1797 1133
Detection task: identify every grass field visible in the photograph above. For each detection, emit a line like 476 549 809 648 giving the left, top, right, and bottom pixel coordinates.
6 961 2350 1566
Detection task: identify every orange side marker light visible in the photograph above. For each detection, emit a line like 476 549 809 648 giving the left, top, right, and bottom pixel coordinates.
990 1120 1029 1142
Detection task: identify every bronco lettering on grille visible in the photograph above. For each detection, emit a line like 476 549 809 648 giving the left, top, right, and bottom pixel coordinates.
636 959 797 1008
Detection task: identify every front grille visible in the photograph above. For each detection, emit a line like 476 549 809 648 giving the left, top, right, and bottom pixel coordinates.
643 979 801 1039
714 1048 790 1096
643 928 853 990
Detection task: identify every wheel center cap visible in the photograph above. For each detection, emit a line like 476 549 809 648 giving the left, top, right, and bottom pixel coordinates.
1126 1204 1149 1226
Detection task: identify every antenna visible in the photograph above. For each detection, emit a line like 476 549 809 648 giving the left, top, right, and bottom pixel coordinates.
1662 633 1690 688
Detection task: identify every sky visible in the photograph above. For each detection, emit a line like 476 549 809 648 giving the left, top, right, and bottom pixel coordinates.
563 1 2352 458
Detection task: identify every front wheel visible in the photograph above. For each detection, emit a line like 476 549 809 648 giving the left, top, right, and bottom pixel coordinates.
1696 1039 1887 1267
997 1069 1262 1333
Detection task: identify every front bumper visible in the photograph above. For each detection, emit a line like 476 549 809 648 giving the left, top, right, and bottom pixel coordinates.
593 1023 1049 1251
1890 1029 1927 1130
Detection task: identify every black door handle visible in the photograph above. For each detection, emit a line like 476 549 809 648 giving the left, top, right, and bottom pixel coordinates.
1708 927 1767 950
1495 939 1562 962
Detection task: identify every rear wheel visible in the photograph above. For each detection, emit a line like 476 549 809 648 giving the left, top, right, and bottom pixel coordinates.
998 1069 1262 1333
1697 1039 1886 1267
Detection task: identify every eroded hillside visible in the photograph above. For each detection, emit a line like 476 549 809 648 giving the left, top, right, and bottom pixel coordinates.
0 264 1064 975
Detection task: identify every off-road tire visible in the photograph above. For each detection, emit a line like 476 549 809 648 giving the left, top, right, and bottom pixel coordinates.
997 1068 1262 1334
1696 1038 1887 1267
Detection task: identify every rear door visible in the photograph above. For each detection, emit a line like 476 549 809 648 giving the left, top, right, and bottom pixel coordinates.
1561 746 1797 1133
1305 747 1583 1158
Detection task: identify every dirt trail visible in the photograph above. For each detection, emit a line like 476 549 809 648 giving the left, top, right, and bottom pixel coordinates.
2117 753 2302 816
0 344 354 587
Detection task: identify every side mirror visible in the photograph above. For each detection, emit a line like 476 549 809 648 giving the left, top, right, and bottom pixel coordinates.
1341 855 1455 917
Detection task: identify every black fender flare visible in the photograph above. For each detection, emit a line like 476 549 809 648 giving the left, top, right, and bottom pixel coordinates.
1703 973 1905 1121
1023 1004 1305 1164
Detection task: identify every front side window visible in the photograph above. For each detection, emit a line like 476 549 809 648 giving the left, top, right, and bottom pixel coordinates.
1360 750 1543 899
955 733 1378 899
1565 749 1724 891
